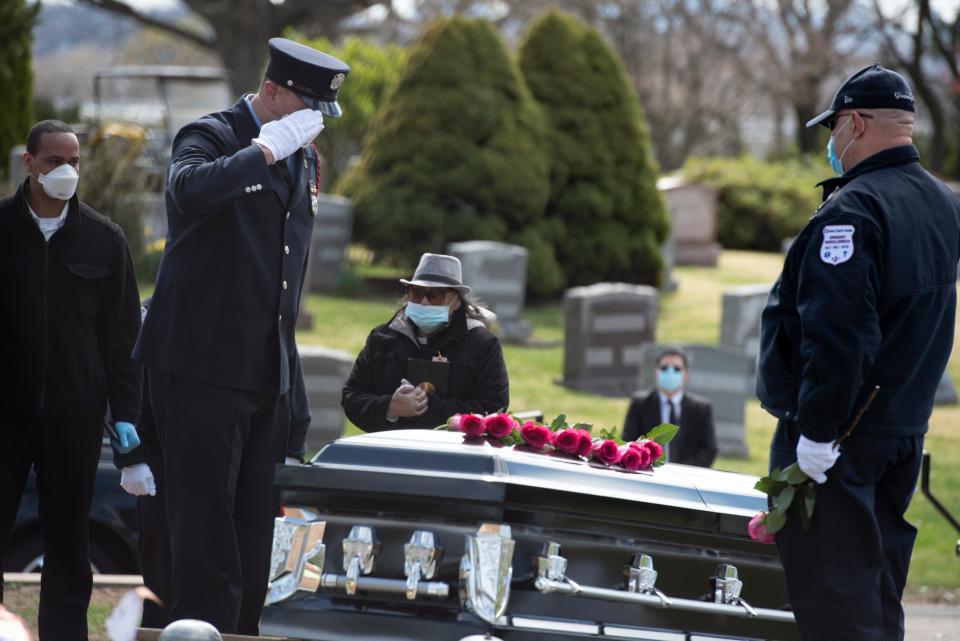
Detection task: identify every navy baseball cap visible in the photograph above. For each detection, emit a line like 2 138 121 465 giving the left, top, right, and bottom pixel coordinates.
806 63 916 128
265 38 350 118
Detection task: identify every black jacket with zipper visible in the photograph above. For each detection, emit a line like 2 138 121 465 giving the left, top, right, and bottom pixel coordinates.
757 145 960 441
342 307 509 432
0 180 142 424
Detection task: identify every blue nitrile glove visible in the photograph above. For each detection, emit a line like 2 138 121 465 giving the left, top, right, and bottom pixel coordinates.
113 421 141 453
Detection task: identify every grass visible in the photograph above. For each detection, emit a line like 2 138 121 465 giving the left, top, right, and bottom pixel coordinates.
296 249 959 589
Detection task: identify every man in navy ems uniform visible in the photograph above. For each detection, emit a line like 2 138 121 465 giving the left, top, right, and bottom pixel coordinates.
133 38 348 633
758 64 960 641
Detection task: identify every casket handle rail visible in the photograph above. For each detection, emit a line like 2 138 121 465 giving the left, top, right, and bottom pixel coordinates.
533 542 794 625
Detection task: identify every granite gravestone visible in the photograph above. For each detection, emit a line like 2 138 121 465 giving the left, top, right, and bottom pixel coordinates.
447 240 530 341
298 345 355 451
719 284 771 362
657 176 721 267
8 145 25 192
562 283 657 396
308 194 353 292
637 343 751 458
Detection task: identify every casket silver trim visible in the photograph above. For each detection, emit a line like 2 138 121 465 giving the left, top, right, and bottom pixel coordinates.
265 509 326 605
460 523 515 625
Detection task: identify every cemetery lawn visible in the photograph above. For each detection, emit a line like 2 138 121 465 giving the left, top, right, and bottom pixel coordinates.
294 250 958 589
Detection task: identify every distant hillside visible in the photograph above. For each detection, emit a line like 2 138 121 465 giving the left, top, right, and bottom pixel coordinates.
33 2 187 56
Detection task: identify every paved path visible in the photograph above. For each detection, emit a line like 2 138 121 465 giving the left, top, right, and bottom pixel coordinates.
907 604 960 641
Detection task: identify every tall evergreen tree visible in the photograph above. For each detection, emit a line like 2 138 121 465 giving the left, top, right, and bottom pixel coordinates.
518 11 669 288
337 16 552 285
0 0 39 180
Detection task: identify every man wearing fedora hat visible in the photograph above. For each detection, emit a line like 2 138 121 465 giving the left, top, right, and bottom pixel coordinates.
342 253 509 431
758 64 960 640
133 38 348 633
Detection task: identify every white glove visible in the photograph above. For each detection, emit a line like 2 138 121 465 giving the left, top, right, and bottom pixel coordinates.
252 109 324 162
796 435 840 484
284 456 301 465
120 463 157 496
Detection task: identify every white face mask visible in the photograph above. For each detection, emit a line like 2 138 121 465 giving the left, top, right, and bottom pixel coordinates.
37 163 79 201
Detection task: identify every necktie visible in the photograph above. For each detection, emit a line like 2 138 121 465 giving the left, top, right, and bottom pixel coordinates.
667 400 678 461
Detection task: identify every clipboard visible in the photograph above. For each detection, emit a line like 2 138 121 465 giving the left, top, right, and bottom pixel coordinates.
407 358 450 397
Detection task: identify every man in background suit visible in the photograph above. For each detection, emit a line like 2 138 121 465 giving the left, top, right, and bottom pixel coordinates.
622 346 717 467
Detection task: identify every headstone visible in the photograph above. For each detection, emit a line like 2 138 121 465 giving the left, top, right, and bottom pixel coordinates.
447 240 531 341
657 176 721 267
8 145 25 191
298 345 355 451
308 194 353 292
637 343 751 458
561 283 657 396
935 370 958 405
719 283 771 362
660 232 678 292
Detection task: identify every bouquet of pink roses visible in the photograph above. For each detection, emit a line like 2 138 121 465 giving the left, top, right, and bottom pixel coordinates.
445 412 678 473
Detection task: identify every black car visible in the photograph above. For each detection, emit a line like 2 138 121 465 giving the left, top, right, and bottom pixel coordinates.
5 441 140 574
262 430 800 641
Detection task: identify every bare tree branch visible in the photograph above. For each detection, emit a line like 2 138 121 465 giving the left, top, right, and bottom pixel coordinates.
77 0 215 49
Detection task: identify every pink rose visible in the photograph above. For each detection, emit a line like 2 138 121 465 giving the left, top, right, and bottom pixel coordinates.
459 414 486 437
576 430 594 457
593 439 623 466
447 414 462 430
618 446 643 470
520 422 551 450
748 512 776 544
641 439 664 463
553 429 581 455
484 413 516 439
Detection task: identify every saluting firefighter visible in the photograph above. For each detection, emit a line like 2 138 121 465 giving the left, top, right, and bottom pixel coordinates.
757 64 960 641
0 120 143 640
133 38 348 634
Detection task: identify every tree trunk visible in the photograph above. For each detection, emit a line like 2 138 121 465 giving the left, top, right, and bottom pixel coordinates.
793 102 821 154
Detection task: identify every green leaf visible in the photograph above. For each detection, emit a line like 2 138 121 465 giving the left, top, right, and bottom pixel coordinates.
550 414 569 431
772 485 796 511
652 458 666 467
572 422 593 433
770 467 788 482
764 507 787 533
785 463 808 485
646 423 679 446
803 483 816 520
598 427 618 441
754 477 787 496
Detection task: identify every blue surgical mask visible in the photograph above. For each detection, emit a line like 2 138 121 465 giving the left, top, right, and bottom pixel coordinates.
657 366 684 393
826 118 852 175
405 302 449 333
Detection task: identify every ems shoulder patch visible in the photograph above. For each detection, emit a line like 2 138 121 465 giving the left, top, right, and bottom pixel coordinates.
820 224 855 265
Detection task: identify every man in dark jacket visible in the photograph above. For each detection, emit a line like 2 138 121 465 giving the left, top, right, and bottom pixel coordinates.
622 346 717 467
132 39 347 633
0 119 142 640
114 297 311 628
758 64 960 641
342 254 509 431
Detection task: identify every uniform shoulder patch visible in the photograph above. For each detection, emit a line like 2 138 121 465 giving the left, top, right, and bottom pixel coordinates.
820 224 855 265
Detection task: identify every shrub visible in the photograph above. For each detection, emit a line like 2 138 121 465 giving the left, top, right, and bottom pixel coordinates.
683 154 829 251
518 10 669 291
0 0 39 179
336 16 550 270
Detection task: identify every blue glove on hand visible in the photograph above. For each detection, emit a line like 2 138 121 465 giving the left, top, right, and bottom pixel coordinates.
113 421 141 453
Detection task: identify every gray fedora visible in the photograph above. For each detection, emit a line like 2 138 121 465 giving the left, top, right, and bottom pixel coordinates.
399 253 471 294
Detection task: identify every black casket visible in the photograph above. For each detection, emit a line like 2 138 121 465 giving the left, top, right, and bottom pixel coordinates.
261 430 798 641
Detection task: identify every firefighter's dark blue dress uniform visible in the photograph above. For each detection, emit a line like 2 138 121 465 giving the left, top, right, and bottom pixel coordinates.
758 143 960 640
133 39 349 633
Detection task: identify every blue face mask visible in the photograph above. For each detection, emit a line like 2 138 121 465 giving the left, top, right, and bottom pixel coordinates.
406 302 450 333
826 118 852 175
657 366 684 393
